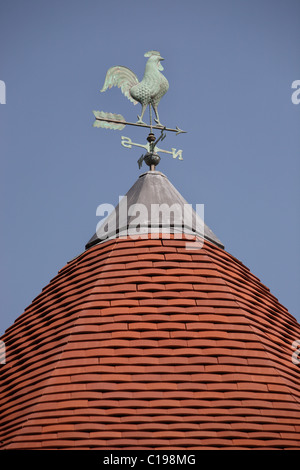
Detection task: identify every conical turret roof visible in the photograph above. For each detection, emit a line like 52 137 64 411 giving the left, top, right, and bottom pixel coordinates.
86 171 224 249
1 171 300 450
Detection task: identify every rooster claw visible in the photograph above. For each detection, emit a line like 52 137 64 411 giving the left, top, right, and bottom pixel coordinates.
136 116 146 125
154 119 164 128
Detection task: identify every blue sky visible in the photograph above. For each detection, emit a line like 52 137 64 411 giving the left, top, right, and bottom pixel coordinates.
0 0 299 335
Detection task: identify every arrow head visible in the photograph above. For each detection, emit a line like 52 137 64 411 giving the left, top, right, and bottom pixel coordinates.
175 126 187 136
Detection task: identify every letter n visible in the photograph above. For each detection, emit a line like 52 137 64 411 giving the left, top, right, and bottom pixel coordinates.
171 148 183 160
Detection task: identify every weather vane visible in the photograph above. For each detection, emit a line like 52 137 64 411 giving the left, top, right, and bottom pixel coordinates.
93 50 186 170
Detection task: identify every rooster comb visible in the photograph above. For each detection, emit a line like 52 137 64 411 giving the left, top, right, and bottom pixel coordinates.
144 51 161 58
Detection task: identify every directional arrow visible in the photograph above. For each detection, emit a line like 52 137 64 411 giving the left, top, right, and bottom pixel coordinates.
121 136 183 161
93 111 186 135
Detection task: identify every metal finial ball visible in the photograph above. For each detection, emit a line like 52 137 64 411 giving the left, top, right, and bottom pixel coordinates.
144 152 161 170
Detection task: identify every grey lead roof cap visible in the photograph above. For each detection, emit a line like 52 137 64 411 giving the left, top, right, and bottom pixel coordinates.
86 171 224 250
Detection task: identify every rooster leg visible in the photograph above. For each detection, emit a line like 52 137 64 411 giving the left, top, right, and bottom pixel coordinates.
137 103 147 124
152 103 163 127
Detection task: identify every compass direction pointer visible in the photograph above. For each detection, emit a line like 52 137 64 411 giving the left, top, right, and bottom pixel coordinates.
121 136 148 151
121 134 183 169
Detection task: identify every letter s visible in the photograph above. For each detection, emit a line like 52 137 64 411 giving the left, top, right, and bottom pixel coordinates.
121 136 132 149
291 80 300 105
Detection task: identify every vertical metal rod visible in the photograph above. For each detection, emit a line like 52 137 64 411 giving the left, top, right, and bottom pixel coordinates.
149 105 153 134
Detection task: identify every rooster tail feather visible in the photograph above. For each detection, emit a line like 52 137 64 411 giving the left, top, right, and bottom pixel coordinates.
100 66 139 105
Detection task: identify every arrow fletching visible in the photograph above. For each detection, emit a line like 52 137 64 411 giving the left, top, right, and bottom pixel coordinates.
93 111 126 131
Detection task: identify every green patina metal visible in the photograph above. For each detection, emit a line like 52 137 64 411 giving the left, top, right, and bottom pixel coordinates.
93 111 186 135
93 51 186 169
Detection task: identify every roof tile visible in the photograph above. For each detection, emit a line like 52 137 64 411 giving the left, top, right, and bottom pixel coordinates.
1 236 300 450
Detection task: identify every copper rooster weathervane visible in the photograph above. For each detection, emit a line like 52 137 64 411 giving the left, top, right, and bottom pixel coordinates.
93 51 186 170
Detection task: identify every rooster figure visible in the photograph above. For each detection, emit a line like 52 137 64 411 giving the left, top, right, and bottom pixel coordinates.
100 51 169 127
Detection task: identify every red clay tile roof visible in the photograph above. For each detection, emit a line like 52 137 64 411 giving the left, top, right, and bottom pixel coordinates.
1 235 300 450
